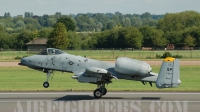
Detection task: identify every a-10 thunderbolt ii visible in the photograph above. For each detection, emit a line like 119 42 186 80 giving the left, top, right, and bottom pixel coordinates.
19 48 181 98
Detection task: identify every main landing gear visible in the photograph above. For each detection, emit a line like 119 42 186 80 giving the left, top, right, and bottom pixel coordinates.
93 83 107 98
43 70 52 88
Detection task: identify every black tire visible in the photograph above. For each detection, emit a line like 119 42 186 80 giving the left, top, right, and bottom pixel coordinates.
93 89 102 98
43 82 49 88
102 88 107 95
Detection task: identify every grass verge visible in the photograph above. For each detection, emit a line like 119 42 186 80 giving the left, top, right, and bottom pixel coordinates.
1 50 200 61
0 66 199 92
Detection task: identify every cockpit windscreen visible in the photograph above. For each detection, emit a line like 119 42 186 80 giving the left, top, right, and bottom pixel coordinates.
37 48 66 55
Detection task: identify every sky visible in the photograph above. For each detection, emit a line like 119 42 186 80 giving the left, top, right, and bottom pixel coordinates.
0 0 200 16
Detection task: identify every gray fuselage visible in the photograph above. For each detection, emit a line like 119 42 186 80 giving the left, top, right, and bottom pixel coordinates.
21 53 158 83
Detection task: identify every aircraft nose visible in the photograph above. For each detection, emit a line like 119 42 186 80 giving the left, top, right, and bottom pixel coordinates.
19 57 28 66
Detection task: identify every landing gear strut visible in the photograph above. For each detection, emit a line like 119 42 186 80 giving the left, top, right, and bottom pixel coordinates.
93 83 107 98
43 70 52 88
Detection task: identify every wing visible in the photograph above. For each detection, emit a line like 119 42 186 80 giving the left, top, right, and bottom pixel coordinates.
72 67 118 84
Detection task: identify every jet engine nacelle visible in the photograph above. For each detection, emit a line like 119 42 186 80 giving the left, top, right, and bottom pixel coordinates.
115 57 152 76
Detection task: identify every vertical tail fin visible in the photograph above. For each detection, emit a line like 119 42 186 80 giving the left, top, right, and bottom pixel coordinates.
156 57 181 88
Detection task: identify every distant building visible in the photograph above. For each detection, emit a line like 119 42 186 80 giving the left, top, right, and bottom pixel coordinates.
26 38 48 51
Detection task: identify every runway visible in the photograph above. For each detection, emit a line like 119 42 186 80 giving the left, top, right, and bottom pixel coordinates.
0 92 199 112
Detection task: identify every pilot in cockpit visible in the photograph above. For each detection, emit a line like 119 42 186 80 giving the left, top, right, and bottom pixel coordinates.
52 49 55 55
37 48 66 55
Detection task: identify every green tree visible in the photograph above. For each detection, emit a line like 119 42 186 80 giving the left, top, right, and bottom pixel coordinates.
57 17 76 31
184 35 196 47
140 26 167 47
15 30 33 49
141 12 151 18
67 31 81 50
1 34 14 49
88 36 97 49
26 24 37 31
92 13 110 26
123 17 131 27
75 14 96 31
38 28 53 38
0 33 7 49
182 26 200 46
124 27 143 48
47 22 69 50
139 25 154 47
13 15 23 24
95 31 109 48
81 37 90 49
39 14 50 27
165 31 183 47
15 20 26 29
0 24 5 32
96 22 103 32
131 17 142 27
46 18 56 27
157 11 200 33
105 20 117 30
148 19 158 27
24 12 31 18
0 18 14 28
24 18 41 29
31 30 39 39
151 29 167 47
4 12 11 18
117 28 126 48
104 29 119 48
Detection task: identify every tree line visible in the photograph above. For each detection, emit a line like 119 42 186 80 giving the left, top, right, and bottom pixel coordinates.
0 11 200 50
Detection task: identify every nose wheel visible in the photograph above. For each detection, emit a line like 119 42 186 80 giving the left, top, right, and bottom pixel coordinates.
43 82 49 88
43 70 52 88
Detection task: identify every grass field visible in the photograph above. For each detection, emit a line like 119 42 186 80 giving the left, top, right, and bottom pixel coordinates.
0 65 199 92
1 50 200 60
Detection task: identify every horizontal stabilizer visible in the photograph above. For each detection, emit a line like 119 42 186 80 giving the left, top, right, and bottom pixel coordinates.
156 57 181 88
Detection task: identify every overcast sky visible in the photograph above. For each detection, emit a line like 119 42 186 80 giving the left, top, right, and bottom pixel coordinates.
1 0 200 16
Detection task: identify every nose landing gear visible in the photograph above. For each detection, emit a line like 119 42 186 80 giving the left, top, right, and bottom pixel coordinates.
43 70 52 88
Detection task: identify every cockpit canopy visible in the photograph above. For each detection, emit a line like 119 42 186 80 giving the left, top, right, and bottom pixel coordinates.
37 48 66 55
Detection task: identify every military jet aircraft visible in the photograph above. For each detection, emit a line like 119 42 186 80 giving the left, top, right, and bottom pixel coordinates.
19 48 181 98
